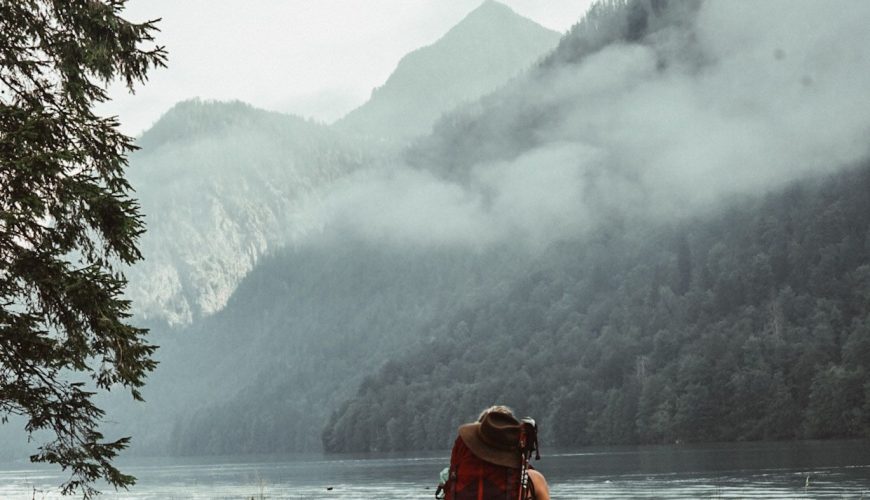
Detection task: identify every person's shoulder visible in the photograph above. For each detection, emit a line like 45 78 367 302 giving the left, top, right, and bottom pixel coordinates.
528 469 550 500
528 468 547 484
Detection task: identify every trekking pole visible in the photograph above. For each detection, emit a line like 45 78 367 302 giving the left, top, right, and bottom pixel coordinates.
519 456 531 499
517 422 531 500
517 418 539 500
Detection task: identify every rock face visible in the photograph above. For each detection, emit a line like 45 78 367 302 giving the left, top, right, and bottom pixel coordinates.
334 1 560 141
126 100 372 325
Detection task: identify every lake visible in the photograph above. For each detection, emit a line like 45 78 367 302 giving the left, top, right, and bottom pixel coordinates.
1 440 868 499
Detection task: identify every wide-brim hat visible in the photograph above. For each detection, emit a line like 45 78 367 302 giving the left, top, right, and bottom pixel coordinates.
458 411 522 468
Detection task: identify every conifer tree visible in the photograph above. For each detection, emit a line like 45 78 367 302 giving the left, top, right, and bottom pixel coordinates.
0 1 165 496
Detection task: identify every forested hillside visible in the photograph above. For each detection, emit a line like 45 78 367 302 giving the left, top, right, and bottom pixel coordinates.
110 2 573 455
320 0 870 455
323 162 870 452
120 242 529 454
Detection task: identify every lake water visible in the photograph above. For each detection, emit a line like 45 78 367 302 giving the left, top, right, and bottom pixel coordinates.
1 440 869 499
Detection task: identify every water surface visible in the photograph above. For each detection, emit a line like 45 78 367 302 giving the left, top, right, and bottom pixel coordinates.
1 440 868 499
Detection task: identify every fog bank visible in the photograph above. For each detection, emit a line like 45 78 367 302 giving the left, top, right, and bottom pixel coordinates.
301 0 870 250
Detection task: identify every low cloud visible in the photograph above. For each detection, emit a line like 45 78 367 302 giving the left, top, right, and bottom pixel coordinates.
305 166 495 248
301 0 870 249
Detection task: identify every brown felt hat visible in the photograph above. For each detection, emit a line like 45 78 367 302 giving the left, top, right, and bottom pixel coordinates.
458 411 522 468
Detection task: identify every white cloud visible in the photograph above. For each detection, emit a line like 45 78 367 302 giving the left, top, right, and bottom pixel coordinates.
298 0 870 249
304 166 496 248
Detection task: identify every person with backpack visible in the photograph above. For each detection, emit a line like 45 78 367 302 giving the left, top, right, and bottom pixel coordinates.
436 406 550 500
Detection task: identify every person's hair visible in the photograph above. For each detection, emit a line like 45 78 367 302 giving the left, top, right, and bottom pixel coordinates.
478 405 515 422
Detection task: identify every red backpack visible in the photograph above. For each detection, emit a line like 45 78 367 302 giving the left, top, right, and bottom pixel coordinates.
436 418 539 500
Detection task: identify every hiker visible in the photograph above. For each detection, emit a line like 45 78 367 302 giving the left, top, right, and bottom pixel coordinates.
436 405 550 500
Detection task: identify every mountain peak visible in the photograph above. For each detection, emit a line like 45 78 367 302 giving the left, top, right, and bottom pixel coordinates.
443 1 533 40
469 0 515 17
335 2 560 140
138 99 317 152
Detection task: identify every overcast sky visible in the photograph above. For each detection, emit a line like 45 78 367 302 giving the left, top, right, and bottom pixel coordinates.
103 0 595 136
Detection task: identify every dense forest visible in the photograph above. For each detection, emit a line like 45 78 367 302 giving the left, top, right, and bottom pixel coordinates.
323 162 870 452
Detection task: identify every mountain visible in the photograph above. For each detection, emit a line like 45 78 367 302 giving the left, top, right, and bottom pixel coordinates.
334 1 560 141
126 99 375 325
124 2 561 326
113 242 530 454
323 161 870 451
322 0 870 451
120 0 870 456
406 0 705 182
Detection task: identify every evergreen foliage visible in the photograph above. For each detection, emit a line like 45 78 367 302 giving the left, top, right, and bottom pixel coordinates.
0 1 164 496
322 163 870 452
